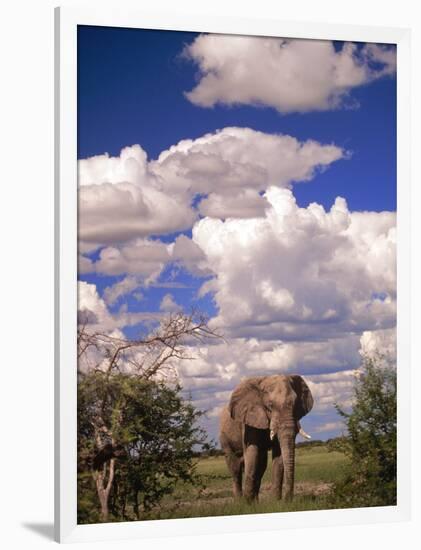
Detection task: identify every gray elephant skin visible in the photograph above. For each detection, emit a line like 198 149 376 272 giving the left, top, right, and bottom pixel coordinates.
219 374 314 502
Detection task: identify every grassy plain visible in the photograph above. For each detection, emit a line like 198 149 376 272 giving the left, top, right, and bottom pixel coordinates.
147 444 349 520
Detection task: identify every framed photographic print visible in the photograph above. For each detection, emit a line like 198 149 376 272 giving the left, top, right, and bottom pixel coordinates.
55 6 411 543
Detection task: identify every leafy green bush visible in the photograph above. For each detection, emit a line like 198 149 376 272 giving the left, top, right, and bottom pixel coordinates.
329 355 397 508
77 372 207 523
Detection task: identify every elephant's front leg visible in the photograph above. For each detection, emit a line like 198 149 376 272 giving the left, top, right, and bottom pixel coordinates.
271 436 284 500
243 444 260 502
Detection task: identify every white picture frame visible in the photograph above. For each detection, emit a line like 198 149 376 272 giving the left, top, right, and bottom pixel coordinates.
55 6 411 543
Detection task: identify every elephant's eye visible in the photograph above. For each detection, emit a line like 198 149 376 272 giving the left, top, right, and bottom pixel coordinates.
267 400 273 410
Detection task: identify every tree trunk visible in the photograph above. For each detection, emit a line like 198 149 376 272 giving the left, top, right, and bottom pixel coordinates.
93 458 115 522
134 490 140 520
98 491 109 522
279 429 296 501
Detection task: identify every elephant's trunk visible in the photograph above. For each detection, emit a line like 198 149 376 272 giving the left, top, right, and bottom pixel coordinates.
278 423 296 501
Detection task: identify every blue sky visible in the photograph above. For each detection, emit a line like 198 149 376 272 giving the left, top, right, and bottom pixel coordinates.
78 27 396 213
77 26 396 442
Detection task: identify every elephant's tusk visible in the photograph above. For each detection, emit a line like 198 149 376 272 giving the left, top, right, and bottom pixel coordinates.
299 428 312 440
270 429 275 440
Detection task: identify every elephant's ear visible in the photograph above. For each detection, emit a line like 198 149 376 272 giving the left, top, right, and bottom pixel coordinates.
289 375 314 418
229 378 269 429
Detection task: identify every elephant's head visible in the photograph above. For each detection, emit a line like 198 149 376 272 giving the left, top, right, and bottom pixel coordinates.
229 374 314 499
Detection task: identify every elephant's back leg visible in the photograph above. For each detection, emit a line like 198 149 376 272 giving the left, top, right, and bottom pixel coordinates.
223 449 244 498
220 408 244 498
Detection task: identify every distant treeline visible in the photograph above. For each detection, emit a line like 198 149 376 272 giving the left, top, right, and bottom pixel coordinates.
195 437 340 457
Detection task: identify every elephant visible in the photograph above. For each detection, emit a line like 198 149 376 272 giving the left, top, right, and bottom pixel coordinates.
219 374 314 502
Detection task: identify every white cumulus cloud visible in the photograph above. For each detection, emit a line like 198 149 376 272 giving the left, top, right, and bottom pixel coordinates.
78 128 345 260
159 293 182 313
192 187 396 341
103 275 143 305
359 328 396 364
152 127 345 195
79 143 196 246
78 280 113 326
184 35 396 113
93 238 172 278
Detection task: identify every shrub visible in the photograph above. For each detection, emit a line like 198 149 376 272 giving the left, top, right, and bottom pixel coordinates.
77 372 207 522
329 355 397 508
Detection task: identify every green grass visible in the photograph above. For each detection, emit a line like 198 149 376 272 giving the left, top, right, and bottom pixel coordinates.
295 446 349 483
194 446 348 484
146 445 349 520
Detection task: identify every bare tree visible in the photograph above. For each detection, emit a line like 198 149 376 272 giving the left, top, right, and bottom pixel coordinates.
77 311 222 522
78 310 221 377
